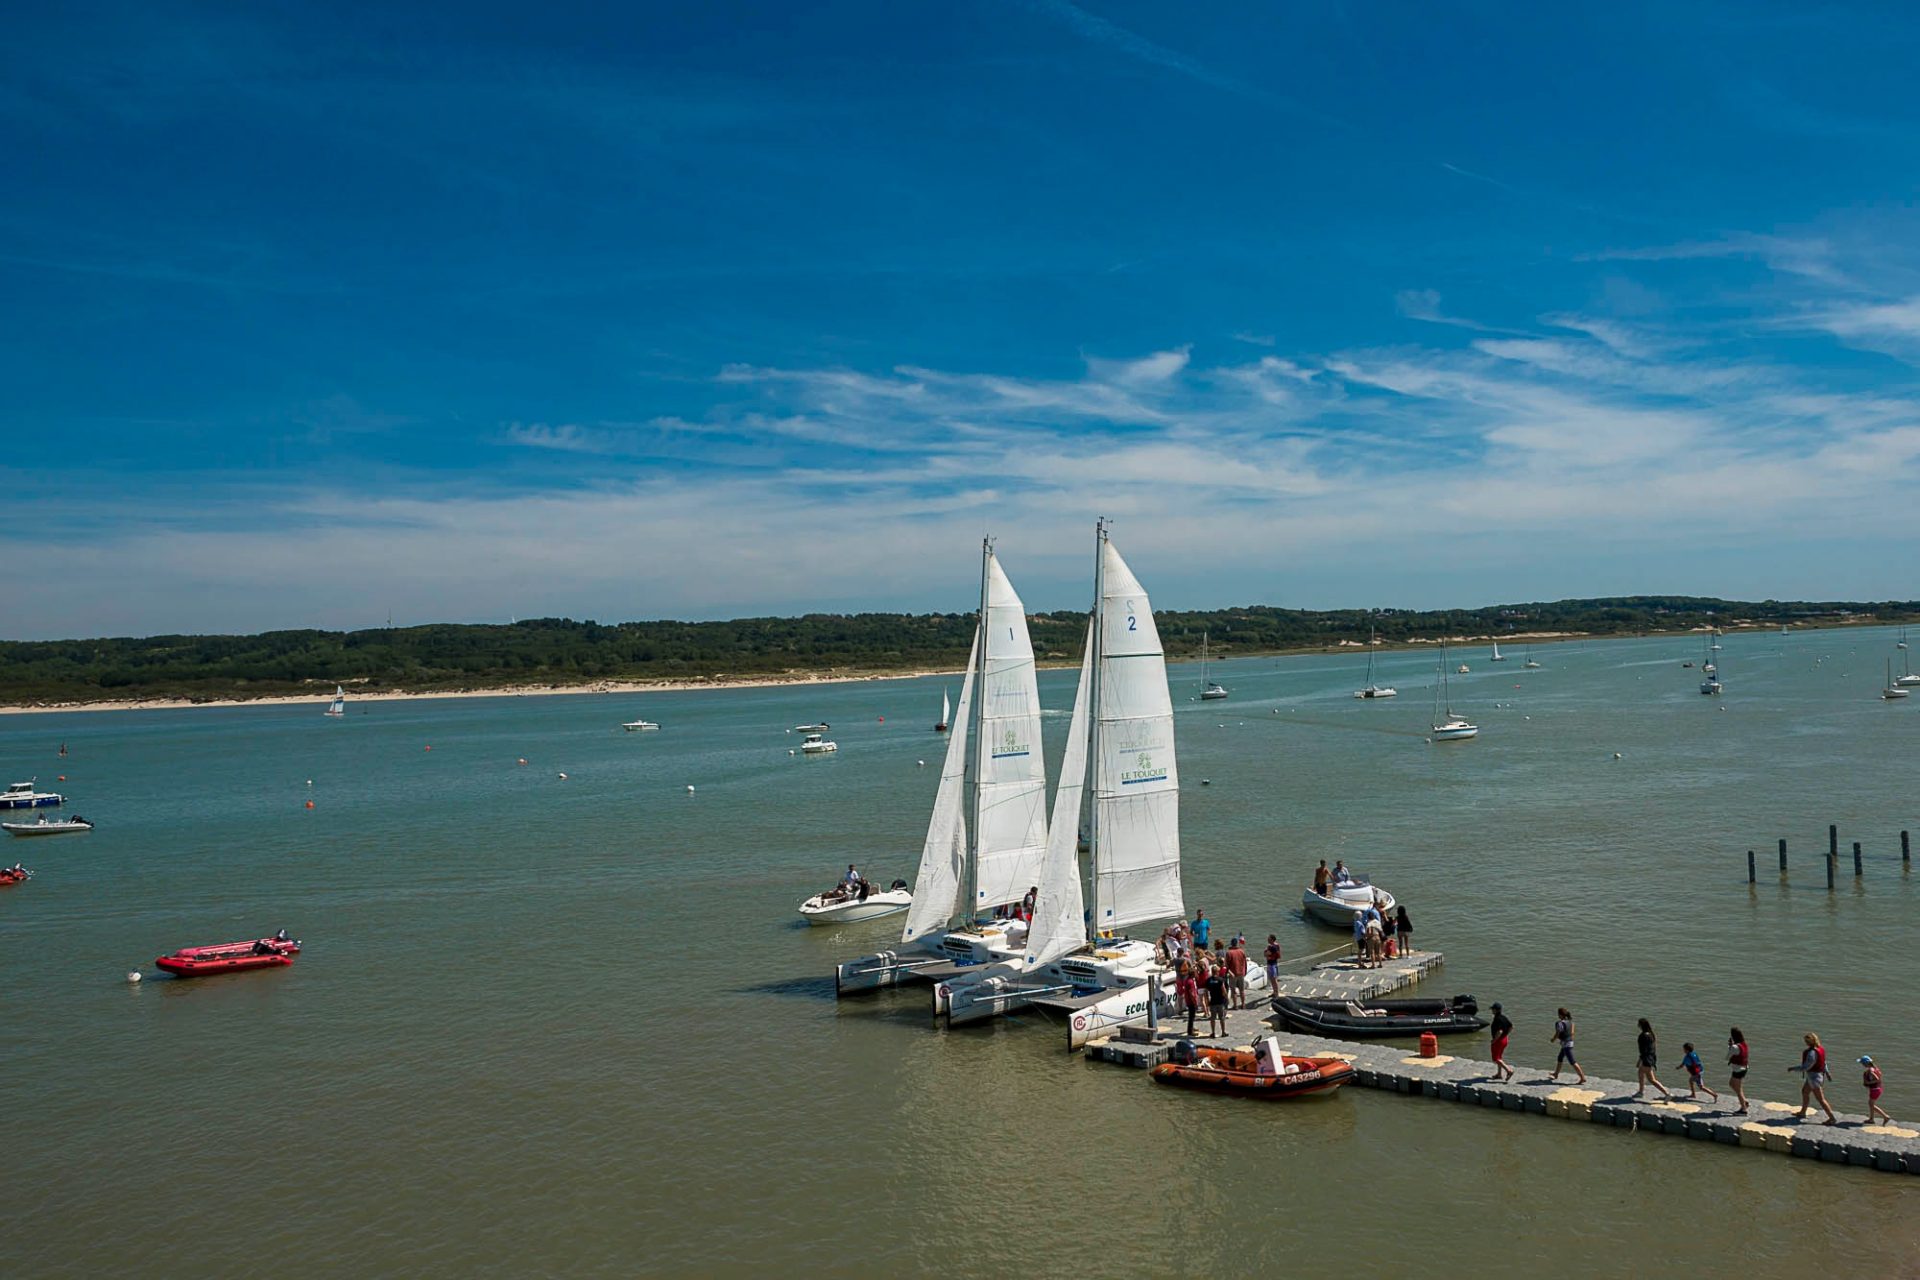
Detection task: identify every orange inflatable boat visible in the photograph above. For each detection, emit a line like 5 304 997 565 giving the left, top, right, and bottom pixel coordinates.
1150 1039 1354 1099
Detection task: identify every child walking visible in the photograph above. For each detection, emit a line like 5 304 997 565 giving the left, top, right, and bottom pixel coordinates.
1860 1056 1893 1125
1549 1008 1587 1085
1680 1042 1719 1101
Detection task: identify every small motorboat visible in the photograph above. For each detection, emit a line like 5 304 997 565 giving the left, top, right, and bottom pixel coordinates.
0 780 63 810
621 719 661 731
1301 877 1396 928
799 733 838 754
1150 1037 1354 1099
2 814 93 837
793 722 831 733
1270 994 1485 1039
155 935 300 977
0 865 31 887
798 878 912 925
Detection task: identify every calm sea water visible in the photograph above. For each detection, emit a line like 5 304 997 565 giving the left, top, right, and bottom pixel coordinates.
4 627 1917 1276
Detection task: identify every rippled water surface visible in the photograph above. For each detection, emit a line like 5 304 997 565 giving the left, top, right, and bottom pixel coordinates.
4 627 1917 1276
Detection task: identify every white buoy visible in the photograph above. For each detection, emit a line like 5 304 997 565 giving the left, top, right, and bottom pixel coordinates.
306 779 313 787
687 785 695 793
789 749 796 756
557 772 568 780
917 760 925 767
127 970 142 983
1200 779 1211 786
1613 752 1623 759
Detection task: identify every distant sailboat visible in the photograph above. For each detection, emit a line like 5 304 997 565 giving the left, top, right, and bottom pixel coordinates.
1898 643 1920 687
1431 642 1478 741
1524 645 1541 669
1199 630 1228 700
934 687 951 733
1884 657 1911 700
1490 640 1506 663
1353 628 1397 699
1699 634 1722 696
324 686 346 717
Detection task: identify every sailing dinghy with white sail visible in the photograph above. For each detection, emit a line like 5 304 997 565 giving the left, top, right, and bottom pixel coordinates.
833 542 1049 995
324 686 346 717
940 522 1189 1027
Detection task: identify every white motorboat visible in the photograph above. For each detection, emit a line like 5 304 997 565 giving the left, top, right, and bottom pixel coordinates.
621 719 661 731
1199 630 1228 700
1456 663 1470 674
793 722 831 733
1353 628 1397 698
1301 877 1396 928
835 540 1051 996
0 780 63 810
1883 658 1910 700
1431 643 1478 740
799 733 838 753
798 879 912 925
3 814 92 837
324 685 346 717
1490 641 1506 662
938 522 1187 1027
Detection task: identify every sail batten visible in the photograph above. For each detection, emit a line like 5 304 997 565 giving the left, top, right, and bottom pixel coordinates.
902 629 979 941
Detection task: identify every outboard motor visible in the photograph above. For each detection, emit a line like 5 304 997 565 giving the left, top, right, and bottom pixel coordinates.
1170 1038 1198 1066
1452 995 1478 1014
890 878 908 891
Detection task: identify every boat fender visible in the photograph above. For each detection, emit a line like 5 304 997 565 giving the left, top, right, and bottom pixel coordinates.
127 970 142 983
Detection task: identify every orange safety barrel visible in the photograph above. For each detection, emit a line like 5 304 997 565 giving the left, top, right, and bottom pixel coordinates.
1419 1032 1440 1058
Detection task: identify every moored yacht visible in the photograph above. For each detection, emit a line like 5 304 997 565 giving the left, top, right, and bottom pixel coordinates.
1353 628 1397 699
0 780 63 810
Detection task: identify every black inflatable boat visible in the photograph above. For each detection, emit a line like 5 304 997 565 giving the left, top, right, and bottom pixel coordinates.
1269 994 1485 1039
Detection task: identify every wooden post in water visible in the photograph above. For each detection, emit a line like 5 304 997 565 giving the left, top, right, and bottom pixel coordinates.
1854 841 1864 877
1827 850 1836 891
1779 838 1788 875
1904 830 1910 869
1830 825 1839 862
1748 850 1756 883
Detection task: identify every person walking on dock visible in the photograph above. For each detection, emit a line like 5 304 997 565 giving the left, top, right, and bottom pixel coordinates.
1727 1029 1750 1114
1634 1019 1672 1098
1680 1043 1718 1101
1549 1008 1586 1085
1859 1056 1892 1125
1489 1003 1515 1082
1790 1033 1837 1125
1263 935 1282 993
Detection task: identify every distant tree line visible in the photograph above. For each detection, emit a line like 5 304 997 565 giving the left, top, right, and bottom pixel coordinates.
1 597 1913 704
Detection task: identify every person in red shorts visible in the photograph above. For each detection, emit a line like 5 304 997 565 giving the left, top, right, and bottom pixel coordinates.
1489 1002 1515 1081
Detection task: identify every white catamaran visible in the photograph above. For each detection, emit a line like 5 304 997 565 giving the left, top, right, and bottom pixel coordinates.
324 685 346 717
833 541 1049 995
938 522 1190 1029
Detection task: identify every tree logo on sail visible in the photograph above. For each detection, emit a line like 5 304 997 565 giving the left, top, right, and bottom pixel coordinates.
1120 751 1165 785
991 727 1029 759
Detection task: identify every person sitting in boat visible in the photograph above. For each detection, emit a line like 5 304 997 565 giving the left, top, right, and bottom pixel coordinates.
274 929 290 943
251 939 278 955
856 878 872 902
842 864 861 889
1332 860 1353 885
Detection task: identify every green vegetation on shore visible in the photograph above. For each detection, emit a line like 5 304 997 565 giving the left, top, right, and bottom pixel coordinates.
2 596 1914 705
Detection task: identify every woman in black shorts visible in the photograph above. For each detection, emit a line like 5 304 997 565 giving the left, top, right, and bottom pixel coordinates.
1634 1018 1672 1098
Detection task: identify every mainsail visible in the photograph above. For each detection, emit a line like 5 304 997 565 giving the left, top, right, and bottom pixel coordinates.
902 629 979 943
1090 535 1183 930
969 551 1049 912
1024 621 1093 967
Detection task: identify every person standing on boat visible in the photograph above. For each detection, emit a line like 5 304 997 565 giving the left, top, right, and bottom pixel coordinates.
1634 1019 1672 1099
1789 1032 1837 1124
1727 1028 1751 1115
1020 885 1037 922
1313 861 1331 896
1488 1003 1515 1081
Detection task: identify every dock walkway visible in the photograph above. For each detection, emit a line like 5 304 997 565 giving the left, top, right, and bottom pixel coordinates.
1087 959 1920 1176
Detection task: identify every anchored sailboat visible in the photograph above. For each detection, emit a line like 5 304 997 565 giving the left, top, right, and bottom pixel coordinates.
940 522 1186 1027
1353 629 1397 699
1883 657 1910 700
1490 640 1506 663
1699 632 1722 696
1431 642 1478 741
834 541 1048 995
934 687 951 733
1199 630 1228 700
324 685 346 717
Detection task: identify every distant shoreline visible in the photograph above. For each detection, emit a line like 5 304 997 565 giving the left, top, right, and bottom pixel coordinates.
0 621 1836 715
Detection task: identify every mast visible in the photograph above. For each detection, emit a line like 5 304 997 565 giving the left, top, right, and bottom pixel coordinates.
1084 518 1107 934
969 537 992 920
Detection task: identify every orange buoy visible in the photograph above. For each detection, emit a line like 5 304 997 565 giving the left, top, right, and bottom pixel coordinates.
57 775 67 782
305 800 315 809
877 716 884 722
425 745 432 752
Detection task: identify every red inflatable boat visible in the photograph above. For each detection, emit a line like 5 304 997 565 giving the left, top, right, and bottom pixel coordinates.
1150 1042 1355 1099
0 866 30 887
155 936 300 976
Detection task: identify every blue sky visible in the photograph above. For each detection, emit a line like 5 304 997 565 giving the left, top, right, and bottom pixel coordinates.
5 2 1920 638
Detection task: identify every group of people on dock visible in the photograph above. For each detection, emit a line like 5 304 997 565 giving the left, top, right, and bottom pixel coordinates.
1350 902 1410 967
1491 1010 1893 1125
1157 911 1273 1039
